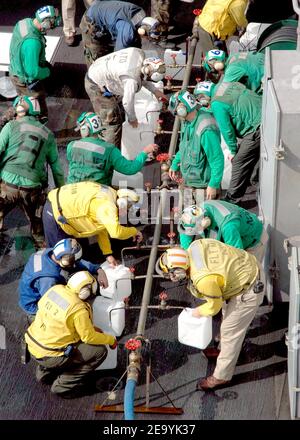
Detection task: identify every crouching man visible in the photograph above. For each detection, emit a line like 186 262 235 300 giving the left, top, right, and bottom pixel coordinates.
25 271 117 397
156 240 265 391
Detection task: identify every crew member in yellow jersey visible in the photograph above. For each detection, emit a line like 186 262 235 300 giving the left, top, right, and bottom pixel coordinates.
25 271 117 397
42 181 143 266
198 0 248 55
156 239 265 391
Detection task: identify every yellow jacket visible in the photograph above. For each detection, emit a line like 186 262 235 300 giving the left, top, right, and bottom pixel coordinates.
25 284 115 358
188 239 258 316
198 0 248 40
48 181 138 255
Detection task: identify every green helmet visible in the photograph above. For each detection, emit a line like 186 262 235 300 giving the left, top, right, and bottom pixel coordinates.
13 96 41 116
35 5 61 32
168 90 197 118
76 112 102 137
194 81 214 98
203 49 226 73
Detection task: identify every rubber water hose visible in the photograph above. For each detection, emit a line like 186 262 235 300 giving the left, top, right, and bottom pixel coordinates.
124 378 136 420
258 27 296 51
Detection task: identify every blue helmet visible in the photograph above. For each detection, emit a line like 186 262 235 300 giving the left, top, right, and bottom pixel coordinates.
53 238 82 268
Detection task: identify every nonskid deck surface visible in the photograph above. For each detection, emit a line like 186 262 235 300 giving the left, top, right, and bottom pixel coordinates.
0 0 292 421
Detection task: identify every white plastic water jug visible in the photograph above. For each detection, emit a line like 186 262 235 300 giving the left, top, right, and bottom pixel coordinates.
121 86 162 160
96 345 118 370
164 49 187 81
100 261 132 301
93 296 125 337
178 308 212 349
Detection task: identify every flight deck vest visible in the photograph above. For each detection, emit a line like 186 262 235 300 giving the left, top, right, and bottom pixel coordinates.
88 47 144 96
26 284 91 358
19 249 69 313
188 239 258 299
67 137 115 185
48 181 117 237
202 200 263 248
9 18 47 83
2 117 52 186
198 0 247 40
180 112 219 188
212 81 262 137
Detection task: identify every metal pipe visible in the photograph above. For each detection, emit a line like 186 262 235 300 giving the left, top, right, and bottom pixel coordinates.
125 16 199 414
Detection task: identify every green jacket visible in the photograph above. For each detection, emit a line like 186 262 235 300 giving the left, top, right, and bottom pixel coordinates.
0 116 64 188
170 110 224 189
67 137 148 185
9 18 50 83
211 81 262 154
223 52 265 93
179 200 263 250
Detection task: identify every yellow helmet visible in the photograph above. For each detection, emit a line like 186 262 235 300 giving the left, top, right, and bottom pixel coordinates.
159 248 190 273
67 271 97 300
116 189 140 209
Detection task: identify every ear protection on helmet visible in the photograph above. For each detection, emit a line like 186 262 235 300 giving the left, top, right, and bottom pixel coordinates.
13 96 41 116
169 90 197 119
36 6 61 33
176 103 188 118
203 49 226 73
67 271 98 300
75 111 102 138
138 26 147 36
53 238 83 268
138 17 162 40
141 57 166 82
78 284 96 300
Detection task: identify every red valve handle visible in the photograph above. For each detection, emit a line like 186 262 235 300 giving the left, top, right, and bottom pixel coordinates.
159 291 168 301
193 9 202 16
125 338 142 351
156 153 170 162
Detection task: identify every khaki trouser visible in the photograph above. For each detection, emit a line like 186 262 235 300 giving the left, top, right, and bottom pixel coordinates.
35 342 107 394
84 74 124 148
62 0 94 37
10 75 48 120
213 272 265 381
0 181 46 244
247 228 269 264
79 13 112 67
198 24 216 58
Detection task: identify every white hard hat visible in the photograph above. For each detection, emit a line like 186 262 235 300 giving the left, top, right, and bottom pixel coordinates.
116 189 140 209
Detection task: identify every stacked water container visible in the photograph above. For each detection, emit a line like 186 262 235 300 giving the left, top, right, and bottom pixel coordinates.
93 262 133 370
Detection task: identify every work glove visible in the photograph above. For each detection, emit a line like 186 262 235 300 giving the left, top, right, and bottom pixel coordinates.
110 338 118 350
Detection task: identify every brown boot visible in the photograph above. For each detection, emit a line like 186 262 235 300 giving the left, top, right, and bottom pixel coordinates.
202 347 220 360
196 375 230 391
